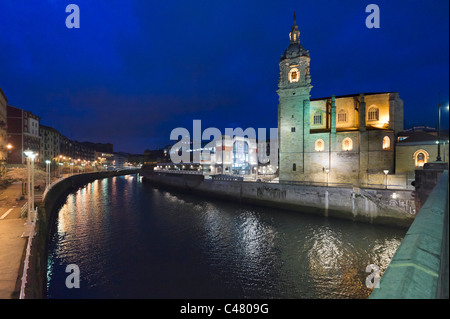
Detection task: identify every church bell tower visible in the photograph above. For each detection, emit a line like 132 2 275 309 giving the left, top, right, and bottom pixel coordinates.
277 13 312 181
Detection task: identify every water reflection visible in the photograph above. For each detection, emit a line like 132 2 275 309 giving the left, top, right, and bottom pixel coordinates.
47 176 406 299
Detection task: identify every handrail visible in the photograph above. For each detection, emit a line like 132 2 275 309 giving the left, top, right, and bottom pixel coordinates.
19 206 38 299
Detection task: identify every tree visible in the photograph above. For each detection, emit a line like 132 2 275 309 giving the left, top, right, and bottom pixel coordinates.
3 167 46 195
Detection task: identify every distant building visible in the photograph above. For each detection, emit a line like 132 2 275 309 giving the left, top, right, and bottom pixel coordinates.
159 135 258 175
71 140 95 162
113 152 128 168
6 105 41 164
144 148 166 164
95 151 114 166
81 141 113 154
395 129 449 174
56 135 96 162
128 153 144 166
40 125 61 162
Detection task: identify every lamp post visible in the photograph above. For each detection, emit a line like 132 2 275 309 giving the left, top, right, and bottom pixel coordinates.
325 168 330 187
24 150 35 223
437 102 449 162
383 170 389 189
45 160 51 190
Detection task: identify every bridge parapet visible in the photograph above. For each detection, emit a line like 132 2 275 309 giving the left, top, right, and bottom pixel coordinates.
370 170 448 299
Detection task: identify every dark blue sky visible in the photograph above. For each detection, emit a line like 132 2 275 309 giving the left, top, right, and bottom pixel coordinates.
0 0 448 153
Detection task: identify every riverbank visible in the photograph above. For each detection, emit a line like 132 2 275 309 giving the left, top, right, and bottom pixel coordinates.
141 169 415 228
20 169 139 299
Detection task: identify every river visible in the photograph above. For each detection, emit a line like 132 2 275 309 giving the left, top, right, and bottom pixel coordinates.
46 174 406 299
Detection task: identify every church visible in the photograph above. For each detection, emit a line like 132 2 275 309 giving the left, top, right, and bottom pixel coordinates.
277 14 404 186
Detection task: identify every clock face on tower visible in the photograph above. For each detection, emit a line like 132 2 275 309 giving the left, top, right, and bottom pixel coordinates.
288 68 299 83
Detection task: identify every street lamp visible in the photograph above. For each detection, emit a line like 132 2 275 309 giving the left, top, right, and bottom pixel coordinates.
383 170 389 189
45 160 51 190
437 102 449 161
325 168 330 187
24 150 35 224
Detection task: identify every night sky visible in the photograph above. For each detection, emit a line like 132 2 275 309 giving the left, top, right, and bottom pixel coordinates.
0 0 448 154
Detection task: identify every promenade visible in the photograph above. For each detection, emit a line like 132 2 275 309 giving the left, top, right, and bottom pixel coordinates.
0 182 32 299
0 174 73 298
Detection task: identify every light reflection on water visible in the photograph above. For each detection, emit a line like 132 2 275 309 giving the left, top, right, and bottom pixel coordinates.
47 175 405 299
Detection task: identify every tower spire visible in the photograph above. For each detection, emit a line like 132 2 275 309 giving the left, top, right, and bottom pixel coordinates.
289 12 300 44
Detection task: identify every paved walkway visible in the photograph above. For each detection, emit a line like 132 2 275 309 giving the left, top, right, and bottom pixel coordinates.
0 182 28 299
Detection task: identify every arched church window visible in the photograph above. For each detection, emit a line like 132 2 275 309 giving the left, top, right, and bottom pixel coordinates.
382 136 390 150
368 106 379 121
313 111 322 125
288 68 299 83
413 149 429 167
338 109 347 123
342 137 353 151
315 139 325 152
417 153 425 166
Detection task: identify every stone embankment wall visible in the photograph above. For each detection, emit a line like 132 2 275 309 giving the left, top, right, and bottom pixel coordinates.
23 169 139 299
142 170 415 228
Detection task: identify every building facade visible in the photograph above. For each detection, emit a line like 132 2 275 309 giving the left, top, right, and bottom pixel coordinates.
278 15 404 186
395 129 449 174
40 124 61 162
6 105 41 164
23 109 41 162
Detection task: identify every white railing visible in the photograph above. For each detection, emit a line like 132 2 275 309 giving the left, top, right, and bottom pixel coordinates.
20 202 28 218
19 206 38 299
155 169 203 175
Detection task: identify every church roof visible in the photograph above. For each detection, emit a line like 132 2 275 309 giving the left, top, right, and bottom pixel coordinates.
281 43 309 60
397 131 449 145
310 92 395 101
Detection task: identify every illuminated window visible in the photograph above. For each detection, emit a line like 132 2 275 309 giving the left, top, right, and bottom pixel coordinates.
289 68 299 83
413 149 429 167
313 111 322 125
315 139 324 152
342 137 353 151
368 106 379 121
382 136 390 150
417 153 425 166
338 109 347 123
